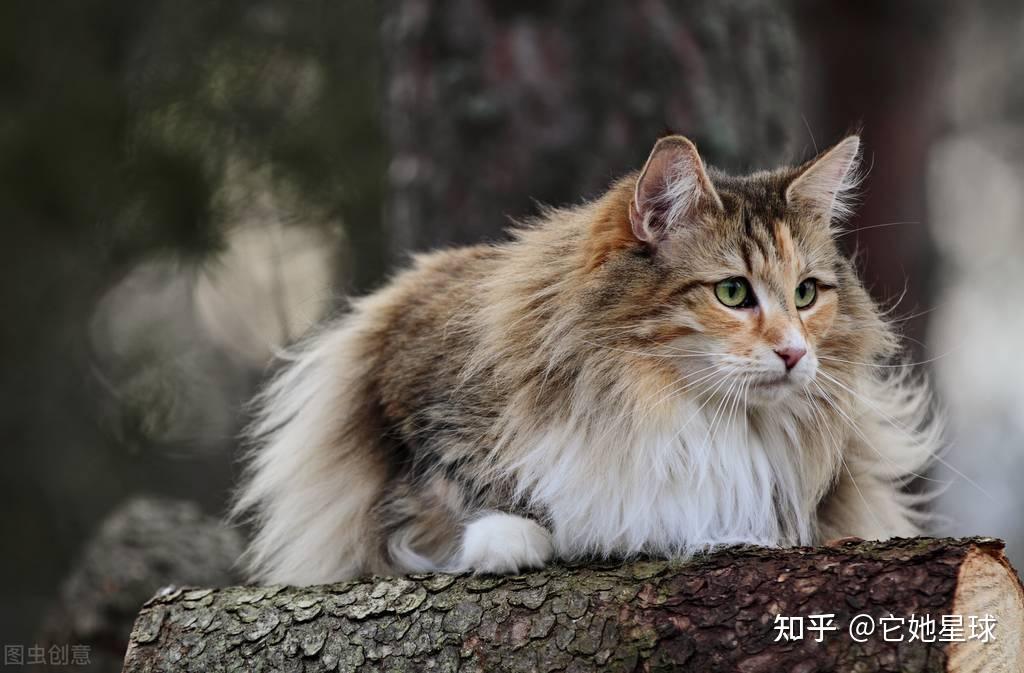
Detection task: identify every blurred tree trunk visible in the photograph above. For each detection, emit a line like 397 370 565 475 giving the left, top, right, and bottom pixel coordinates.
382 0 802 257
794 1 957 353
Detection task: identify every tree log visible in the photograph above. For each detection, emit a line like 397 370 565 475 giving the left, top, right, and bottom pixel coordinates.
121 537 1022 672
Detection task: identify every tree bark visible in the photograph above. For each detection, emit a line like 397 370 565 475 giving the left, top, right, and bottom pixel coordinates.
382 0 801 258
122 537 1023 673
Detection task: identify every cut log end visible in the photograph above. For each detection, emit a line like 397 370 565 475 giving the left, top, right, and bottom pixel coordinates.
947 544 1024 672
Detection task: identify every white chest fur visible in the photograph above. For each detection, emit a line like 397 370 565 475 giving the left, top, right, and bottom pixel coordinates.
507 397 825 558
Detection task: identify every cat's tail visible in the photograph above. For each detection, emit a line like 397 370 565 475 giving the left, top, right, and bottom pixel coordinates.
231 316 388 584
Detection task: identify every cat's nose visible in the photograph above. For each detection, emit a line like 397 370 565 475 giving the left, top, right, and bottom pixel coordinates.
775 346 806 370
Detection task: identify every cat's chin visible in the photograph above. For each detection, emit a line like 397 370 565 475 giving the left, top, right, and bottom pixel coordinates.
743 376 808 407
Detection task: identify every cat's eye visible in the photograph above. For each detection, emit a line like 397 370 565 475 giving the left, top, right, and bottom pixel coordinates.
795 279 817 309
715 277 755 308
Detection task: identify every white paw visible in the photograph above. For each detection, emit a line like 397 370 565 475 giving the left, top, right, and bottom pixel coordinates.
456 512 554 575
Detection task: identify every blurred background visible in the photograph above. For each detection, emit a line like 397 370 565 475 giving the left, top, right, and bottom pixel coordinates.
2 0 1022 669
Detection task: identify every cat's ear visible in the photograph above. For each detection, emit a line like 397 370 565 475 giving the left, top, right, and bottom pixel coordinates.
786 135 861 223
629 136 722 245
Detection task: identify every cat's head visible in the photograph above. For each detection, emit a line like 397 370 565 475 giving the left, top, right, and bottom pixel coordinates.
585 135 892 408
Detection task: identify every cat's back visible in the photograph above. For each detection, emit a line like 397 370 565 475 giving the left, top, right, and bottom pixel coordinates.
347 242 509 421
367 243 497 316
355 243 500 355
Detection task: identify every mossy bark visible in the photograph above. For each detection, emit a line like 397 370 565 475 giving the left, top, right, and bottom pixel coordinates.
122 537 1022 672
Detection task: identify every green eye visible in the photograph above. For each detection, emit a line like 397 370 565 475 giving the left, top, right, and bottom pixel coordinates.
715 277 754 308
795 279 817 309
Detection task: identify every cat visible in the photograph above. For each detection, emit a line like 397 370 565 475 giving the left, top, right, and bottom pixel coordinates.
233 134 940 584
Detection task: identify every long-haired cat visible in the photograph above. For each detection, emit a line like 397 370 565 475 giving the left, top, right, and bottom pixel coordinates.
234 134 939 584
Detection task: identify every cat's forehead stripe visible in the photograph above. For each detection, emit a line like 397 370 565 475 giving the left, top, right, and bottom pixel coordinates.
740 240 754 274
773 221 796 267
739 208 777 266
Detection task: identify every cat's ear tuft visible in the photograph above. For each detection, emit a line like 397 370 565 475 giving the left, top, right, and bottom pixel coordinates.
629 136 722 246
786 135 862 223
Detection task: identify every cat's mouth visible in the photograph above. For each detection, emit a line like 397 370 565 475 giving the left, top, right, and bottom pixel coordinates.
746 370 816 405
750 375 789 388
744 374 804 407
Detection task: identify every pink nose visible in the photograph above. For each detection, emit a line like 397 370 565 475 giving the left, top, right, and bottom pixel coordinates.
775 346 806 370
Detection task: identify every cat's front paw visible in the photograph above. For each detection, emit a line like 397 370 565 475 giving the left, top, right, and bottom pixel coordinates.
456 512 554 575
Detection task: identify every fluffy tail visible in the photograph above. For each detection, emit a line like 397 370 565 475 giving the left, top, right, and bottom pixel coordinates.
231 319 386 584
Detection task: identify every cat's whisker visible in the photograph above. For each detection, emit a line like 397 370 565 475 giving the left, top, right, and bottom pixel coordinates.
635 364 726 420
839 457 884 534
810 379 935 486
802 389 840 465
802 389 840 497
806 385 888 532
887 306 941 324
802 387 887 535
585 332 720 357
836 220 919 237
587 365 730 464
646 349 719 358
696 377 740 461
652 365 729 403
815 372 981 499
607 372 733 543
581 364 733 475
584 326 722 356
818 348 959 369
812 378 939 485
888 331 932 353
666 373 731 442
656 372 734 462
877 278 913 320
586 321 658 332
581 340 713 360
741 377 751 435
723 377 750 449
648 344 721 356
693 376 748 493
